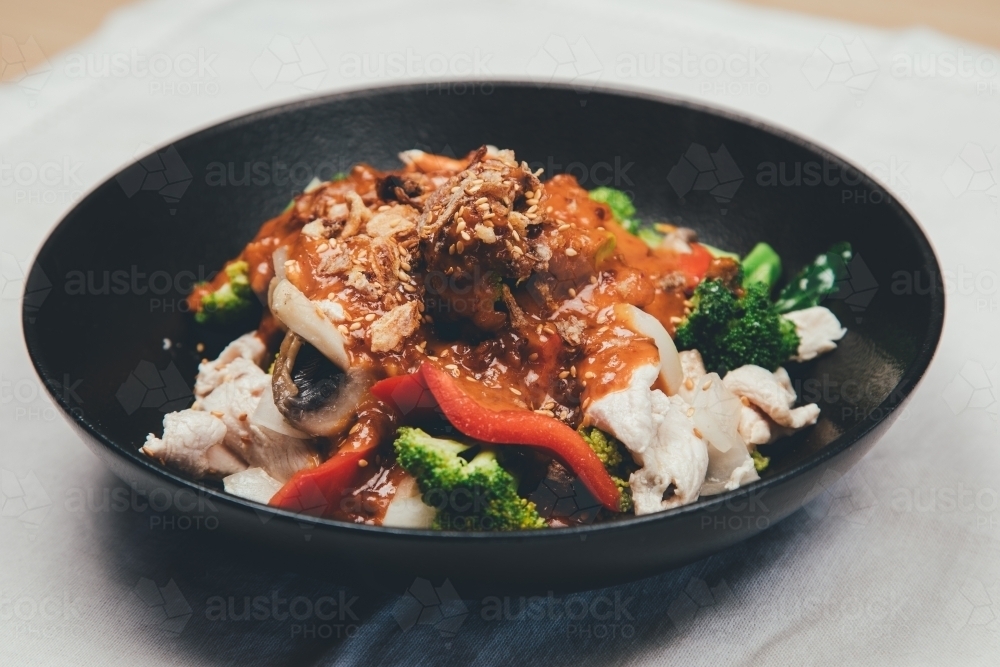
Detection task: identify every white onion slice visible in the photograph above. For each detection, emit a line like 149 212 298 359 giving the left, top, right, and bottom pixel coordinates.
690 372 760 494
269 279 350 370
223 468 283 504
382 474 436 528
614 303 684 395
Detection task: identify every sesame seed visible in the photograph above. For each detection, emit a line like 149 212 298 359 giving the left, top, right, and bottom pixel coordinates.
511 230 521 242
565 248 578 257
456 240 465 253
349 423 362 434
427 355 439 361
670 316 682 324
358 459 369 467
585 305 598 313
528 353 539 361
397 270 409 281
585 371 596 379
349 322 361 331
536 325 543 334
196 343 205 353
693 428 703 439
534 409 555 417
449 244 456 255
702 379 713 390
317 243 329 252
456 220 466 231
582 397 592 410
364 313 376 321
741 396 751 407
527 205 538 214
509 387 522 396
539 335 548 342
684 378 695 390
238 413 247 421
424 315 434 323
558 371 570 379
403 283 416 292
524 191 534 199
568 288 577 297
686 407 695 417
400 261 412 271
475 197 488 205
460 230 471 242
211 411 224 418
590 275 598 285
444 364 458 370
338 325 350 336
543 326 556 335
597 326 608 334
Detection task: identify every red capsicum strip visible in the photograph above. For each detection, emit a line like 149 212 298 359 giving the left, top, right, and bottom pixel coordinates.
372 363 622 511
269 412 389 517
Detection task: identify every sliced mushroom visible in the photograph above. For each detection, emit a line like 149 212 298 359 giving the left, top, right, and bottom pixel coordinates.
271 332 372 437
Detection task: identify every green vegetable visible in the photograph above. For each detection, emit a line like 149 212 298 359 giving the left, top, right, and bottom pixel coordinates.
774 242 852 313
636 227 663 248
751 449 770 472
742 242 782 289
701 243 740 261
675 279 800 373
393 427 547 531
579 427 635 513
194 261 254 325
588 187 640 234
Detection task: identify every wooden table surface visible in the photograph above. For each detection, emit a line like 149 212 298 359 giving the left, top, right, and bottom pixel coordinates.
2 0 998 77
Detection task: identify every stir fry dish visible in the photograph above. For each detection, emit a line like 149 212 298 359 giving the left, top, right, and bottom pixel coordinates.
141 146 850 530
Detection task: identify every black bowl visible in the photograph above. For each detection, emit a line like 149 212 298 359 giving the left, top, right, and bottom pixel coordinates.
23 82 943 593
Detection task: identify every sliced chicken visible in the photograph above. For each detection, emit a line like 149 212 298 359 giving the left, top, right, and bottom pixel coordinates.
194 357 270 454
628 392 710 514
783 306 846 362
194 332 266 398
584 363 661 453
688 373 760 495
722 364 820 430
142 410 246 478
584 363 709 514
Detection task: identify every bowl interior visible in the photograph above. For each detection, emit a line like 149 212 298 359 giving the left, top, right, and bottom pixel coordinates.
24 82 941 528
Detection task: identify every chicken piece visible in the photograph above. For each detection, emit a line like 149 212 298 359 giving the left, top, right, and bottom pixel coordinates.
629 392 710 514
142 410 247 478
194 332 266 398
723 364 820 433
223 467 283 504
584 363 660 453
677 349 707 403
783 306 847 361
687 372 760 495
194 357 270 454
584 363 710 514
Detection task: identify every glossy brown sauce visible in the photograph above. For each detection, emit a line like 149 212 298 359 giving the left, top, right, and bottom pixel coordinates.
193 151 709 524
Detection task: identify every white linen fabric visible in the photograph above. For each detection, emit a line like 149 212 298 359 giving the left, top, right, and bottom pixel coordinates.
1 0 998 664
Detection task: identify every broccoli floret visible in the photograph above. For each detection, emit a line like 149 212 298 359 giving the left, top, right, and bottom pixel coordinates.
579 426 635 513
393 427 547 531
195 260 254 325
751 449 770 472
675 279 799 373
588 187 641 234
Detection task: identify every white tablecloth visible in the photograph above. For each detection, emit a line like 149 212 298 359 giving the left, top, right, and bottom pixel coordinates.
2 0 999 664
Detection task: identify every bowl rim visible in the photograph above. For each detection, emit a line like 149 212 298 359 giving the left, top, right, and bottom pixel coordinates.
22 79 946 541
